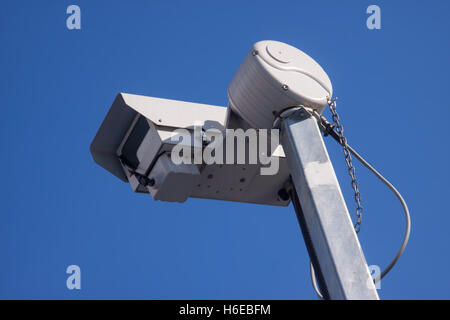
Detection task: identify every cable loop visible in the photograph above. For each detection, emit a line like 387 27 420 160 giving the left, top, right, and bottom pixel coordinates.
306 97 411 298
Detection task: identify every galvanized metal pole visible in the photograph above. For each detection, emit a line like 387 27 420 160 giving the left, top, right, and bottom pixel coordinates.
281 108 379 300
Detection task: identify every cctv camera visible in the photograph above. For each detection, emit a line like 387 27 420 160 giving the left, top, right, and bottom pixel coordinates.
90 40 332 206
90 93 290 205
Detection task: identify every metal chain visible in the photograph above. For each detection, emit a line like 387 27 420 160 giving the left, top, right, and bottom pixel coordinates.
327 98 363 233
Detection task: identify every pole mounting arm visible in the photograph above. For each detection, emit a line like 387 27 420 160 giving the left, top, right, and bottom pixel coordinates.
281 108 379 300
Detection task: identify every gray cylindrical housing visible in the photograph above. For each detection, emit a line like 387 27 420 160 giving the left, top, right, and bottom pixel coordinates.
228 40 333 129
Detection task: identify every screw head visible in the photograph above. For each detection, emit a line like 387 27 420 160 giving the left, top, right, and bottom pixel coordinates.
277 188 290 202
282 84 289 91
148 178 155 187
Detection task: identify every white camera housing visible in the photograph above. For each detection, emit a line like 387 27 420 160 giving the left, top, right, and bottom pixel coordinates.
90 93 290 206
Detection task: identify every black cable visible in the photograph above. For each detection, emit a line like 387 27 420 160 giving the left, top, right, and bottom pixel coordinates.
289 183 330 300
322 119 411 283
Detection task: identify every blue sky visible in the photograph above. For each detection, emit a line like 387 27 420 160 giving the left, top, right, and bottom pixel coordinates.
0 0 449 299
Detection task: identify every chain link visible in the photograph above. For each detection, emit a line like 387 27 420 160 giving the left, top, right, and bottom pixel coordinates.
327 98 363 233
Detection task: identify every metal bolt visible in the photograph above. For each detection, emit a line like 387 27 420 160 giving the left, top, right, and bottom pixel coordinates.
137 174 154 186
277 188 290 202
282 84 289 91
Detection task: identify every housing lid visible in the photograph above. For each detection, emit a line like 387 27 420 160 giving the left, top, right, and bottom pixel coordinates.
227 40 333 129
255 40 333 110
